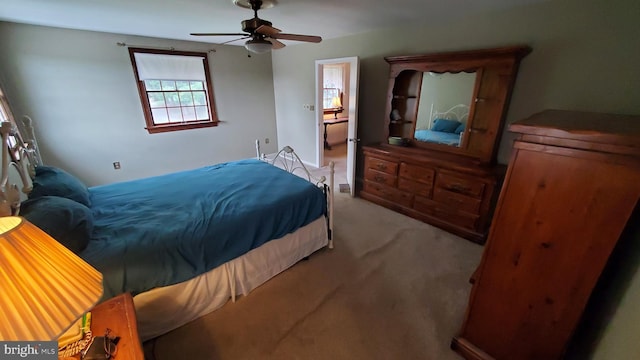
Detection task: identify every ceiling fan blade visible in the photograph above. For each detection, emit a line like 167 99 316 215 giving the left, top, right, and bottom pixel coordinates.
268 38 286 50
220 36 251 45
255 25 282 36
269 33 322 43
190 32 248 36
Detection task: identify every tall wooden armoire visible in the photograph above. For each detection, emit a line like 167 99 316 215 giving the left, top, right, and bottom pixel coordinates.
452 109 640 359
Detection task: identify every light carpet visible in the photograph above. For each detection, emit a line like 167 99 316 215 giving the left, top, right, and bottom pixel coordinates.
144 189 483 360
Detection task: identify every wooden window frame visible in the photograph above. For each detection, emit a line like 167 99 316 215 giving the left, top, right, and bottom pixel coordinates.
0 87 14 124
128 48 219 134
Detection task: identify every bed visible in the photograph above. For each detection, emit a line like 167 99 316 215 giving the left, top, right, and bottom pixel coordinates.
414 104 469 146
0 116 334 340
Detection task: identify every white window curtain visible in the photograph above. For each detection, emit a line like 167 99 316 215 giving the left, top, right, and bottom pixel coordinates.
134 53 206 81
323 64 344 90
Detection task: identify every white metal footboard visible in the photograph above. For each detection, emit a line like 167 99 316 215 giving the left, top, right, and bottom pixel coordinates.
256 139 335 249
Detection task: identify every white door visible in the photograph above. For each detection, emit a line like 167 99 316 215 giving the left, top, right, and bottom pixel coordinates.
315 57 360 196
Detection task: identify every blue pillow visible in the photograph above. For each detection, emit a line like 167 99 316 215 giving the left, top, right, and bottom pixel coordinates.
454 123 466 134
20 196 94 254
30 165 91 207
432 118 461 133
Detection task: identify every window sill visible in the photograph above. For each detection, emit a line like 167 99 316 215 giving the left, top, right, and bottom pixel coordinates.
146 121 218 134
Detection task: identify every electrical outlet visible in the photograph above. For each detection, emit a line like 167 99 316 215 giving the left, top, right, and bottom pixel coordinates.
303 104 315 111
113 162 121 170
265 138 270 144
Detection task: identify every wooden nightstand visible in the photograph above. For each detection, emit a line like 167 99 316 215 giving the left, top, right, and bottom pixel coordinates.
88 293 144 359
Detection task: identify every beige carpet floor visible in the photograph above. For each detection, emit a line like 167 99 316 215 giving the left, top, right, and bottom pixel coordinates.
144 177 484 359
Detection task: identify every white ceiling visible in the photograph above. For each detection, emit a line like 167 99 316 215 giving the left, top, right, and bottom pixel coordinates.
0 0 547 46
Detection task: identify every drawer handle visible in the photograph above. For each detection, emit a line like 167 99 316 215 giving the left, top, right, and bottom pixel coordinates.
374 175 386 183
450 183 471 193
376 163 387 171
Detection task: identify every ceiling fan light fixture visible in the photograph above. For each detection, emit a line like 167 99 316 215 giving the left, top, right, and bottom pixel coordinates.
234 0 277 10
245 38 273 53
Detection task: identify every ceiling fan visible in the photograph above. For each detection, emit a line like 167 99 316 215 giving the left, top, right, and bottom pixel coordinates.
190 0 322 54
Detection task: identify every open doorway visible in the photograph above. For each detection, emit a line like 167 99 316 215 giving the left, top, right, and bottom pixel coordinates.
315 57 359 196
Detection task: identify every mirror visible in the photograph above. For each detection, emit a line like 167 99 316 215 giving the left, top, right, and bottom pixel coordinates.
384 46 531 163
414 72 476 148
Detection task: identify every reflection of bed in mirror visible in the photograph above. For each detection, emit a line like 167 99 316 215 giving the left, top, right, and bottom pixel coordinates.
414 104 469 147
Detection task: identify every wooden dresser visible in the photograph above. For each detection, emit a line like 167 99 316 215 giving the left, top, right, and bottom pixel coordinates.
359 46 530 244
361 144 504 243
452 110 640 359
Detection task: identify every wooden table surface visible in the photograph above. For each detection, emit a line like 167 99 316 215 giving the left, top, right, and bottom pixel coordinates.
324 116 349 125
88 293 144 359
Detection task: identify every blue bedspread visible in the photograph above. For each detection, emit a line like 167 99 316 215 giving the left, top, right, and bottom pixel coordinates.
80 159 326 300
414 130 460 146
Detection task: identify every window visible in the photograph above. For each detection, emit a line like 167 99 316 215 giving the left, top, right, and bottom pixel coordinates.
323 88 340 109
129 48 218 134
0 86 14 124
322 64 345 114
0 86 29 161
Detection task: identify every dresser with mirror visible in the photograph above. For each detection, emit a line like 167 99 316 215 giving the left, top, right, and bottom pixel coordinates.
360 46 531 243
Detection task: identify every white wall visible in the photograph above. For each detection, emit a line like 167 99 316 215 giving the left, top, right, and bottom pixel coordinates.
0 22 279 186
271 0 640 358
272 0 640 166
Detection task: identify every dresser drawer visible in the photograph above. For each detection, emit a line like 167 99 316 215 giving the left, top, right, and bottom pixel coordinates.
364 181 413 207
436 173 485 198
366 156 398 175
398 178 433 198
399 163 435 184
414 196 479 230
433 188 482 215
365 168 397 187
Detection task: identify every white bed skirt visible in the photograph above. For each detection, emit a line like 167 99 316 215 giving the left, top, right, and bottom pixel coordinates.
134 216 328 341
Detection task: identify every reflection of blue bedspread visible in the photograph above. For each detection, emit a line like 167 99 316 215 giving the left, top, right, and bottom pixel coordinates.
414 130 460 146
81 159 326 300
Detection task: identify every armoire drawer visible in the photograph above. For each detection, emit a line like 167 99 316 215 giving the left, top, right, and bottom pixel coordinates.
414 196 479 230
366 156 398 175
365 168 397 187
435 173 485 198
432 188 482 215
363 181 413 207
